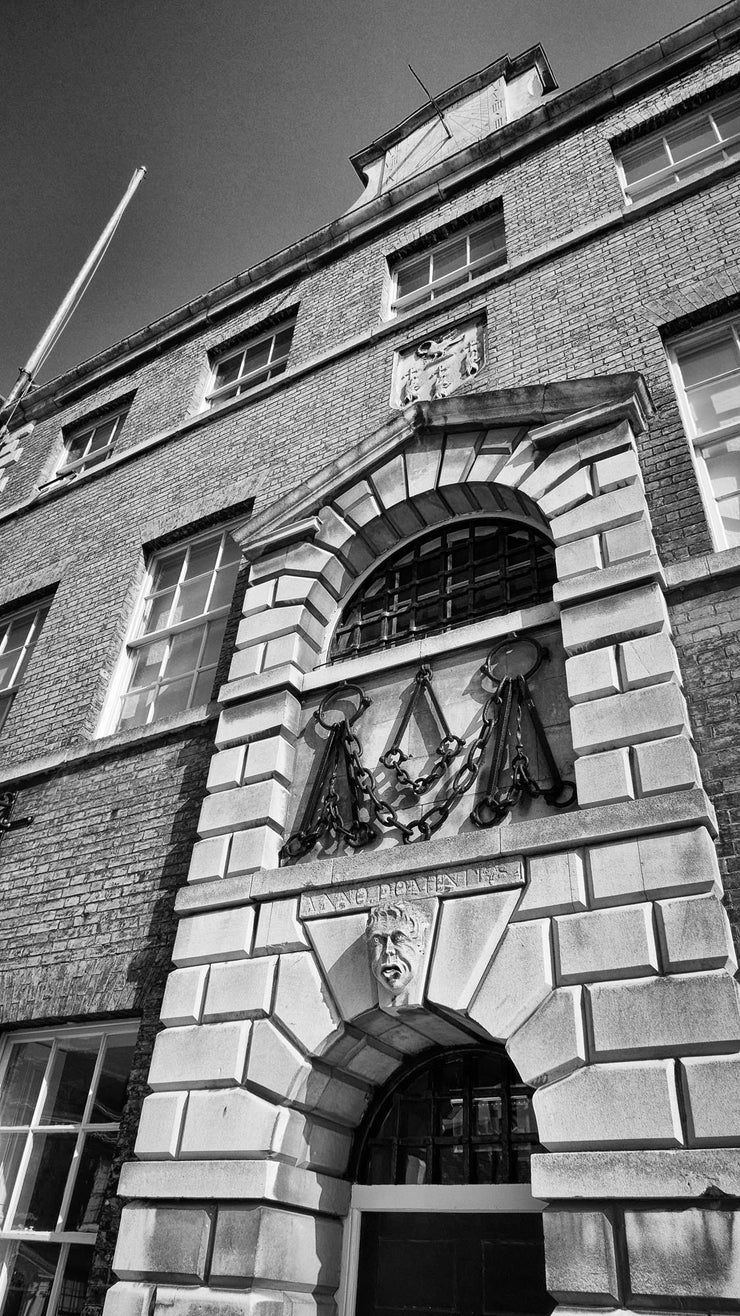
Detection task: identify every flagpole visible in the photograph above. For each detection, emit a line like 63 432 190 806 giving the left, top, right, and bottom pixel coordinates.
0 165 147 434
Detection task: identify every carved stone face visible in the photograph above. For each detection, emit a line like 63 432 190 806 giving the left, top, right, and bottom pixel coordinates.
365 902 428 997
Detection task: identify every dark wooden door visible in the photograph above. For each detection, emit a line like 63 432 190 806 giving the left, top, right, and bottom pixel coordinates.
355 1212 554 1316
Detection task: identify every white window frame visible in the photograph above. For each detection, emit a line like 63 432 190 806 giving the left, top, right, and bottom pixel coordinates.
615 89 740 205
0 1020 138 1316
0 600 51 734
389 215 507 316
56 405 130 480
205 317 296 409
666 313 740 551
98 524 242 737
337 1184 547 1316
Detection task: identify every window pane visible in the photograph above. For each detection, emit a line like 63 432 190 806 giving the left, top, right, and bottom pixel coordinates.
0 654 19 690
687 374 740 434
141 591 176 636
164 627 205 679
0 1132 29 1225
65 1132 116 1231
91 1038 135 1124
3 617 35 653
129 641 166 690
438 1144 465 1184
200 619 227 668
622 136 669 185
272 326 294 358
715 102 740 141
191 667 218 708
87 419 117 453
40 1039 98 1125
151 551 186 594
676 334 739 386
13 1132 77 1229
118 688 153 730
213 354 243 390
469 223 504 262
433 235 467 280
667 116 716 162
0 1042 51 1125
172 577 211 624
184 539 220 581
208 567 238 612
0 1240 60 1316
706 441 740 546
151 676 193 721
396 254 431 300
56 1245 93 1316
399 1147 428 1184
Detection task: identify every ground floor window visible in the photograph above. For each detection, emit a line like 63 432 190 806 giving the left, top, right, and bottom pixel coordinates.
0 1022 138 1316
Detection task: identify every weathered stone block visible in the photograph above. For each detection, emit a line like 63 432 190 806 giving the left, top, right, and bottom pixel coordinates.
469 919 553 1040
203 957 277 1021
556 904 658 985
681 1054 740 1145
207 746 247 794
305 912 377 1020
427 889 520 1012
514 851 587 920
571 684 689 755
543 1207 619 1302
551 482 646 545
209 1205 342 1289
244 735 295 785
198 780 290 837
255 898 310 954
273 951 342 1054
618 632 680 690
602 517 654 565
148 1022 250 1090
633 735 700 796
179 1087 284 1158
134 1092 188 1160
103 1283 155 1316
228 826 283 876
216 691 301 749
242 580 276 618
539 466 593 518
113 1204 213 1283
561 583 668 655
624 1207 740 1301
656 894 737 974
334 478 381 527
274 575 337 619
261 632 318 675
594 448 643 493
187 836 231 884
235 605 323 651
588 828 721 907
160 966 209 1027
575 748 635 807
533 1061 683 1149
555 535 602 580
507 986 586 1087
173 907 255 967
565 647 619 704
587 971 740 1060
246 1018 311 1102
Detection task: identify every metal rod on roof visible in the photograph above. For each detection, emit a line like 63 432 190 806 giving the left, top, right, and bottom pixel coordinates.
408 64 453 141
0 165 147 435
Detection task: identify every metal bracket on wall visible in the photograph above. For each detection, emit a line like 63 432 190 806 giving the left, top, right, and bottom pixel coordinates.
0 790 34 841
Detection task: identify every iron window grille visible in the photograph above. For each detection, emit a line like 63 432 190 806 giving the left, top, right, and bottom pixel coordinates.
56 405 130 480
330 519 556 662
616 90 740 204
113 527 242 732
356 1047 542 1186
666 313 740 550
0 601 51 734
0 1021 138 1316
205 318 296 408
390 216 506 315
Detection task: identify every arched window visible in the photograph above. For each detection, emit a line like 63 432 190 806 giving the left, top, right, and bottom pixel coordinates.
355 1046 543 1186
330 519 556 662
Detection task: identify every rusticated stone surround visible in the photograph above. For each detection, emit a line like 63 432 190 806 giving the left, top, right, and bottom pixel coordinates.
103 381 740 1316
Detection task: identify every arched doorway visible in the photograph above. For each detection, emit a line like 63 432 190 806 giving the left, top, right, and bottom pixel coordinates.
338 1047 555 1316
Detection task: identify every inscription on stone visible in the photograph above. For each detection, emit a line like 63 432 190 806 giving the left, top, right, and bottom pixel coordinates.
299 858 523 919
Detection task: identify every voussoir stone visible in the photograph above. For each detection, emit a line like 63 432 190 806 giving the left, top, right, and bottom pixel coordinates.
427 889 520 1013
468 918 553 1040
507 985 586 1086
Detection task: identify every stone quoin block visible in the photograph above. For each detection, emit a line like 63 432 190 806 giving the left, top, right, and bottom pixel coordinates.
427 889 520 1013
656 893 737 974
235 604 323 651
602 517 655 564
216 690 302 749
550 482 647 545
148 1021 251 1090
187 835 231 884
538 465 593 518
681 1054 740 1145
245 1019 311 1104
274 574 338 619
179 1087 286 1159
565 647 620 704
575 748 635 807
561 582 669 654
160 965 209 1027
593 448 643 493
241 580 276 618
633 735 701 796
172 906 255 966
206 746 247 793
209 1205 342 1289
244 734 295 785
555 903 658 984
587 971 740 1060
112 1204 214 1283
570 683 689 755
624 1207 740 1302
514 851 587 920
542 1208 620 1303
134 1092 188 1160
228 826 283 876
254 898 310 954
468 918 553 1040
555 534 602 580
102 1284 155 1316
507 986 586 1086
618 631 681 690
284 538 353 594
272 951 343 1054
587 827 722 907
203 956 277 1021
533 1060 683 1150
197 780 290 837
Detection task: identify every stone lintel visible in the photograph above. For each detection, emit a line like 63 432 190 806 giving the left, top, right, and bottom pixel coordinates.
531 1148 740 1200
118 1159 350 1217
298 859 524 919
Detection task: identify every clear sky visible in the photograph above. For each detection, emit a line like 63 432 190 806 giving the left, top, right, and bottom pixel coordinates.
0 0 730 396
